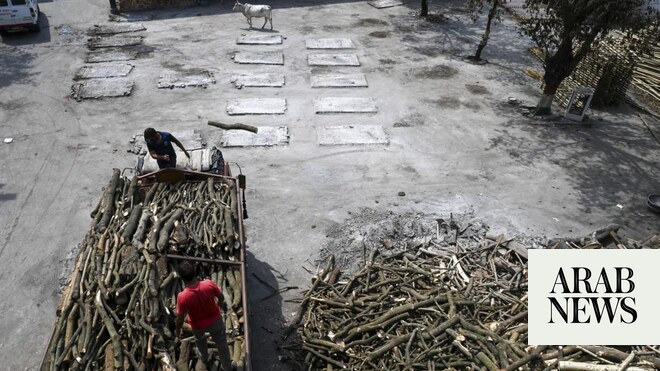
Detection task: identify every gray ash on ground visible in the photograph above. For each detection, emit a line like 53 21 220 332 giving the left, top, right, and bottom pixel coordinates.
319 207 490 275
369 31 390 38
394 113 426 127
353 18 389 27
412 64 460 79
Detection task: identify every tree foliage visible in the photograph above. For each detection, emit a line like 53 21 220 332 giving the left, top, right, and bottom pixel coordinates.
517 0 660 114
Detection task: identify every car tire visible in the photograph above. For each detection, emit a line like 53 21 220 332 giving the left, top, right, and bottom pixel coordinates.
29 11 41 33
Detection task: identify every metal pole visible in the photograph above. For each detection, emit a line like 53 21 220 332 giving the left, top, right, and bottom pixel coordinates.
163 254 242 266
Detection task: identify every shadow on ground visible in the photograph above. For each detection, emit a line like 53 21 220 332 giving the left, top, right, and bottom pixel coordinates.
0 13 51 88
0 184 17 202
245 250 296 370
487 105 660 238
0 12 52 47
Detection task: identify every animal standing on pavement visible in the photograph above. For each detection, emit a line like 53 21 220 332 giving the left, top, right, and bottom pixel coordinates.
233 1 273 30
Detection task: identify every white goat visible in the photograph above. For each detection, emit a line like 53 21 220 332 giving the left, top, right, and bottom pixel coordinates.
233 1 273 30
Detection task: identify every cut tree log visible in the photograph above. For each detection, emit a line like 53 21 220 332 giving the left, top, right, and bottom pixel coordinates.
95 290 123 369
207 121 258 134
557 361 647 371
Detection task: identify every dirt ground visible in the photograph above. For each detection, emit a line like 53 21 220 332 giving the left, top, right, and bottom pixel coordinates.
1 0 659 369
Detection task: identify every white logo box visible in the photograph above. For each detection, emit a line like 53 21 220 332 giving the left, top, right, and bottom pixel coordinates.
528 249 660 345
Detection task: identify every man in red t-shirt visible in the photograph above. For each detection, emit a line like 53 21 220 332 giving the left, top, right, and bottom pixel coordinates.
175 261 232 371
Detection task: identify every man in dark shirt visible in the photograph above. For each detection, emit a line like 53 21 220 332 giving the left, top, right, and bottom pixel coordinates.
144 128 190 169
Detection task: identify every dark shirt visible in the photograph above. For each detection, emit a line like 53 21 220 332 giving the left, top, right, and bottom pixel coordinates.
146 131 176 168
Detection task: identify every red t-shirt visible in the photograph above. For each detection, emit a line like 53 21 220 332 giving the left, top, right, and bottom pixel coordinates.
176 279 222 330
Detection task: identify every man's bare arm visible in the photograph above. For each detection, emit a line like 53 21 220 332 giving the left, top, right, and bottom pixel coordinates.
215 291 227 311
149 150 169 161
170 135 190 158
175 313 186 337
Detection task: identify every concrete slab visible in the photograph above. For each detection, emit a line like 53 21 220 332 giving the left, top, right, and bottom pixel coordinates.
168 129 204 150
221 126 289 147
88 35 143 49
74 63 134 79
226 98 287 115
367 0 403 8
230 73 285 88
311 74 368 88
70 79 134 101
308 54 360 66
236 34 283 45
90 23 146 35
305 38 355 49
85 48 138 63
157 71 216 88
313 97 378 113
317 125 389 145
234 52 284 65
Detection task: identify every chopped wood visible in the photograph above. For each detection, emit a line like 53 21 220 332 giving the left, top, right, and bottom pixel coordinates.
207 120 259 134
42 172 247 370
294 216 660 370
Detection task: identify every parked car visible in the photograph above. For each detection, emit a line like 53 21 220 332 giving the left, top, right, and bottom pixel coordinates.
0 0 39 35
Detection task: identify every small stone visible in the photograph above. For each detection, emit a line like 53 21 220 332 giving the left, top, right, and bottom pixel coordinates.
4 137 13 144
397 191 405 197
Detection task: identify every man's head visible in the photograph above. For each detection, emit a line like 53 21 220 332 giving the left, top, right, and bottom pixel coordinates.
177 261 196 283
144 128 159 142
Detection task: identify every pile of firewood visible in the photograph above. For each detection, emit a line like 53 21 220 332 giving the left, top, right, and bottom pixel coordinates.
296 218 660 370
42 169 246 371
547 224 660 250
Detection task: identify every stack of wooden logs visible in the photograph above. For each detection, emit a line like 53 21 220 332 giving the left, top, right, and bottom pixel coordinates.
630 44 660 113
548 224 660 250
42 169 246 371
298 219 660 370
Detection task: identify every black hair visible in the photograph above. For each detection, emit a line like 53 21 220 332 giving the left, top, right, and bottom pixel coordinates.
177 261 195 283
144 127 157 141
